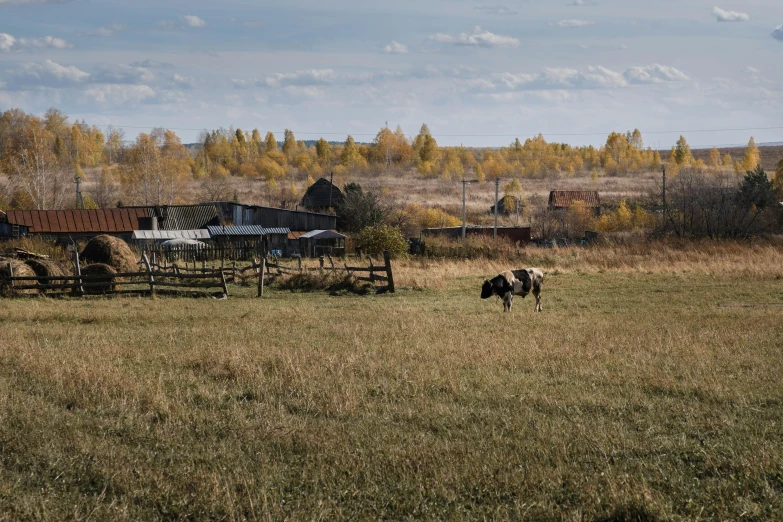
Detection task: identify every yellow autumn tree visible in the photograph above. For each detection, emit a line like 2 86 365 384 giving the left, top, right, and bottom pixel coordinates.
742 136 760 171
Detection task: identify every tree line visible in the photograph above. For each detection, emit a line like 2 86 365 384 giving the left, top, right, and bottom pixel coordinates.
1 106 780 211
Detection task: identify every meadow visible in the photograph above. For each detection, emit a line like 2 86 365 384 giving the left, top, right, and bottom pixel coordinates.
1 242 782 521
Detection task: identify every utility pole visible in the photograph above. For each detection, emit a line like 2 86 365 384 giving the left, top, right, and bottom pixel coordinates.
493 177 500 240
74 175 84 209
461 179 468 240
662 164 667 222
385 121 391 169
328 170 334 209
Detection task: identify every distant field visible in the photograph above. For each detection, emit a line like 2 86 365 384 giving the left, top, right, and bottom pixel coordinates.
1 243 782 520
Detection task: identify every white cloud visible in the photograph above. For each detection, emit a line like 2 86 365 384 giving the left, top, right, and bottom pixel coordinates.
713 7 749 22
623 64 689 84
0 33 15 51
129 59 175 69
467 64 690 93
772 25 783 41
474 5 518 15
79 24 125 37
384 41 408 54
430 26 519 47
554 19 595 27
85 84 156 104
569 0 597 5
7 59 88 88
91 64 155 84
182 15 206 28
157 20 181 30
0 33 72 51
172 74 195 89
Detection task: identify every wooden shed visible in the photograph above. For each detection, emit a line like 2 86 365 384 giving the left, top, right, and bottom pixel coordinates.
548 191 601 215
300 178 344 211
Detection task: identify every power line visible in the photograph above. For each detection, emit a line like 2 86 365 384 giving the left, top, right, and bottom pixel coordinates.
88 123 783 138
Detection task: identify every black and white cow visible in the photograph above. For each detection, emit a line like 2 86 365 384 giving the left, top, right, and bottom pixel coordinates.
481 268 544 312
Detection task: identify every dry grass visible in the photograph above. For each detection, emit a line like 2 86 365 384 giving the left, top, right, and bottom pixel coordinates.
1 242 782 520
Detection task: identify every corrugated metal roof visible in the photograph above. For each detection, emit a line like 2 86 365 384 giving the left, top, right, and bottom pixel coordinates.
208 225 291 236
132 229 211 240
262 227 291 235
123 205 220 230
548 191 601 208
208 225 265 236
298 229 346 240
5 208 149 233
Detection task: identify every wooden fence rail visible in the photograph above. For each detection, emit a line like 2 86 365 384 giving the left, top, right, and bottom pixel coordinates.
2 255 228 298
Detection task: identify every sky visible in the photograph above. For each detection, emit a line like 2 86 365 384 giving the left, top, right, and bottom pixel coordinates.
1 0 782 148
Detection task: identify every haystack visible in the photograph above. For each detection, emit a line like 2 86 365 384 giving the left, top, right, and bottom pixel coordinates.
80 235 138 274
80 263 117 294
24 258 65 278
0 258 38 295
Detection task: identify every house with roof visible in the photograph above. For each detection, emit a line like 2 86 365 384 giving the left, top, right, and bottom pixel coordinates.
300 177 344 211
548 191 601 215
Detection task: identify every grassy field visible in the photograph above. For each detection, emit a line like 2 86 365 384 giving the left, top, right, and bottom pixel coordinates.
1 244 783 520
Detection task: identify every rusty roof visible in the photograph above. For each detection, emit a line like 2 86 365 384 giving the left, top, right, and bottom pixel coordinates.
548 191 600 208
4 208 149 234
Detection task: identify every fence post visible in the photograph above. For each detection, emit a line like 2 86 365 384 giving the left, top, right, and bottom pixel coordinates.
74 251 84 296
327 254 335 271
319 256 324 271
258 255 266 298
298 256 302 272
7 262 14 293
383 250 395 293
369 257 374 282
220 269 228 298
142 253 155 297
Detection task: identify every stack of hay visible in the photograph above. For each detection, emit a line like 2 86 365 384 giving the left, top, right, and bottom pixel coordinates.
79 263 118 294
0 258 38 295
80 235 139 273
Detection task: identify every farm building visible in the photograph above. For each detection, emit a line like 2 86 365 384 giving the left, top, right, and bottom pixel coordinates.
422 226 532 243
209 201 337 231
489 196 521 215
132 229 211 247
300 178 344 211
0 208 152 242
288 230 347 257
124 204 222 230
548 191 601 215
207 225 291 255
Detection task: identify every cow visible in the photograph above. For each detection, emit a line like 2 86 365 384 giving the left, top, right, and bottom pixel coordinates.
481 268 544 312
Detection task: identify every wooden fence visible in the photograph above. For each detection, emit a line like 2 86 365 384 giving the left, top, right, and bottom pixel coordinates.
2 253 228 298
138 240 264 264
252 250 395 296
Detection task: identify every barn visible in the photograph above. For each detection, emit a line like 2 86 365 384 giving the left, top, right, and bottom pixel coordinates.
1 208 151 242
300 178 344 211
490 195 520 215
548 191 601 215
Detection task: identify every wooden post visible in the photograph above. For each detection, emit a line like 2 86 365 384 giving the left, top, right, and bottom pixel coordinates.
327 254 335 271
319 256 324 271
232 261 236 282
220 268 228 298
297 256 302 272
369 257 374 283
383 250 395 293
7 262 14 294
74 251 84 296
142 253 155 297
258 257 266 297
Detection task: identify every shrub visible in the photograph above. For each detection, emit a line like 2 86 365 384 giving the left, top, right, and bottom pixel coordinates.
357 225 407 258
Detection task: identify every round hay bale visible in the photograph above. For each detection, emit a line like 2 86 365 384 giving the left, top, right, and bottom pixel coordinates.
80 235 138 274
24 258 65 278
0 258 39 295
80 263 117 294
